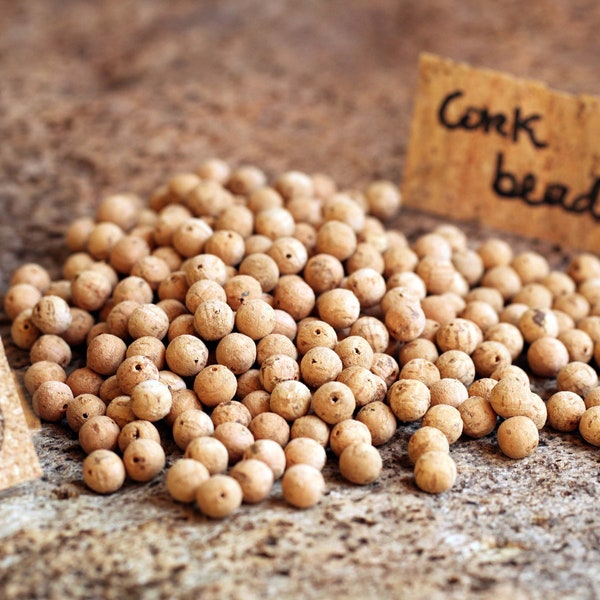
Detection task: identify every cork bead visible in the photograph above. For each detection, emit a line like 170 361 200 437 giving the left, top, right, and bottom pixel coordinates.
30 295 72 335
350 316 390 354
10 309 41 350
256 333 298 366
421 405 463 444
470 341 512 378
334 336 374 370
173 408 215 450
128 303 170 340
579 406 600 446
556 361 599 397
558 329 594 363
339 442 382 485
185 279 226 313
193 365 237 407
241 440 286 480
193 299 235 341
211 401 252 428
316 288 361 330
434 350 474 386
311 381 356 426
370 353 400 388
196 475 243 519
213 422 255 464
414 451 457 494
61 307 95 347
30 334 72 367
117 419 161 452
116 355 160 395
32 380 73 422
269 380 312 421
71 270 113 312
526 337 570 378
435 318 483 354
300 346 343 388
355 401 397 446
185 436 229 475
497 416 539 459
66 393 106 432
329 420 372 457
387 379 431 422
127 336 166 370
248 412 290 447
87 333 128 376
290 415 331 448
82 449 126 494
66 367 104 397
488 378 532 419
458 396 498 438
259 354 300 393
282 464 326 508
407 426 450 464
78 415 121 454
484 322 524 361
106 396 136 429
165 334 209 377
254 207 296 239
164 388 203 427
273 275 316 321
303 254 345 294
230 458 274 504
546 391 586 432
235 299 276 340
166 458 210 503
336 366 387 408
123 438 166 482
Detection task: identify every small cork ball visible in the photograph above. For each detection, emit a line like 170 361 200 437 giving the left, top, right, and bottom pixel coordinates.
338 442 382 485
546 391 586 432
230 458 275 504
196 475 244 519
82 449 126 494
166 458 210 503
407 427 450 465
414 451 457 494
579 406 600 446
284 437 327 471
123 438 166 482
281 464 326 509
497 416 539 459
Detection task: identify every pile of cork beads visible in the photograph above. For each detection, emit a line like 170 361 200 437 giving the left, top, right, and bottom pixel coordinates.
5 158 600 518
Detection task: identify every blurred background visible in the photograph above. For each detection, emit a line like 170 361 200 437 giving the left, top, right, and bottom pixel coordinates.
1 1 599 292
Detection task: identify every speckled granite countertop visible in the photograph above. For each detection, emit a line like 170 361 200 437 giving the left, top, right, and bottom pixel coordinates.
2 2 600 598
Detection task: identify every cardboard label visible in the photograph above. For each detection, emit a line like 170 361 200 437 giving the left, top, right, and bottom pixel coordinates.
0 337 42 491
402 53 600 252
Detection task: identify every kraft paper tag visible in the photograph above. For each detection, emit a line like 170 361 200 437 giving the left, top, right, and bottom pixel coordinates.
0 337 42 491
402 53 600 252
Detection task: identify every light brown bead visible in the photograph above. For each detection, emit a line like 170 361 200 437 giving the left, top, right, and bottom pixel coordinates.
470 340 512 378
193 364 238 407
311 381 356 425
78 415 121 454
123 438 166 482
172 408 214 450
290 415 331 448
459 396 498 438
166 458 210 504
370 352 400 388
407 426 450 464
336 366 387 408
273 275 316 320
211 401 252 428
213 421 255 464
435 350 475 386
355 401 397 446
579 406 600 446
339 442 382 485
414 451 457 493
66 393 106 433
259 353 300 393
128 303 170 340
32 380 73 422
30 334 72 367
429 378 468 408
546 391 586 432
421 404 463 444
248 411 290 447
194 299 235 341
387 378 431 422
230 458 274 504
243 439 287 480
86 333 128 376
526 337 570 378
488 377 532 419
281 464 325 508
556 361 599 397
116 355 160 395
497 416 539 459
82 449 126 494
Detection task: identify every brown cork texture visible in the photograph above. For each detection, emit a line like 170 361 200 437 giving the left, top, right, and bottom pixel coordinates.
0 337 42 490
403 53 600 252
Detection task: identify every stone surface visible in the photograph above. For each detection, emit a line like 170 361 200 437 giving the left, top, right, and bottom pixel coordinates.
2 1 600 598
